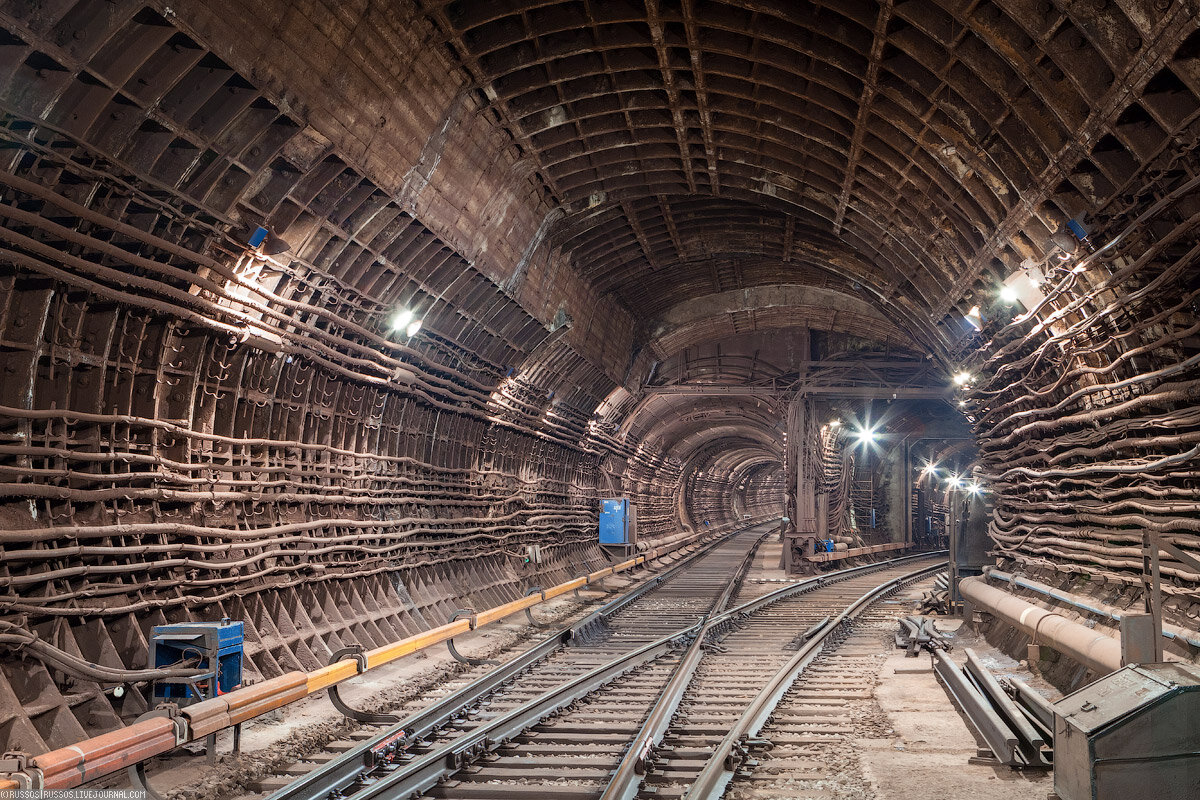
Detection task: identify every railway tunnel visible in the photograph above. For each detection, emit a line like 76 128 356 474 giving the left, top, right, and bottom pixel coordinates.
1 0 1199 797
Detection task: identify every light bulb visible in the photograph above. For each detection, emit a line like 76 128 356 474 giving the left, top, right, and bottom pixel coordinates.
390 308 414 330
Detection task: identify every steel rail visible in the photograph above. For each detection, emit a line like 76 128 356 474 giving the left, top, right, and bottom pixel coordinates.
598 532 771 800
963 649 1048 760
684 559 945 800
272 546 945 800
701 549 947 634
335 531 772 800
600 550 947 800
1003 676 1055 736
345 625 699 800
932 649 1023 766
265 523 774 800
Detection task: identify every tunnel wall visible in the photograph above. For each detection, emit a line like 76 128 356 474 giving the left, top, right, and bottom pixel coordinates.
4 0 1200 764
971 163 1200 642
0 1 787 755
0 1 638 754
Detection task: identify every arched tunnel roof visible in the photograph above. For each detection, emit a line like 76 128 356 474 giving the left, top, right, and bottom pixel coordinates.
422 0 1193 353
0 0 1199 759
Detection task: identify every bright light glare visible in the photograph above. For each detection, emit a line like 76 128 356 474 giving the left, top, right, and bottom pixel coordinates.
390 308 415 330
953 371 972 386
856 428 876 446
829 419 841 427
948 474 963 488
1000 285 1019 303
968 482 982 495
405 319 423 338
921 462 939 477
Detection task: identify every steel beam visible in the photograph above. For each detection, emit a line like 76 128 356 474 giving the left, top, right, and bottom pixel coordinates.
646 385 950 400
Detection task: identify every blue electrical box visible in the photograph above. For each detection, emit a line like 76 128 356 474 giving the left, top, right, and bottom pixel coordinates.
599 498 637 545
151 620 244 701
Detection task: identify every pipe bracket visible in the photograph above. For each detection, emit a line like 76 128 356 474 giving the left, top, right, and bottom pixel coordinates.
327 646 399 725
446 610 499 666
524 587 550 627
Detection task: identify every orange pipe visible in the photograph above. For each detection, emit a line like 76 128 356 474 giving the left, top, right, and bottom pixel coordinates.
226 673 308 725
543 576 587 600
306 658 361 693
180 696 231 739
473 593 543 627
365 618 472 669
36 717 178 789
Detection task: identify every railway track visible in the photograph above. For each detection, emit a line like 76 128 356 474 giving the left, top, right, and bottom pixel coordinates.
252 529 943 800
235 524 771 799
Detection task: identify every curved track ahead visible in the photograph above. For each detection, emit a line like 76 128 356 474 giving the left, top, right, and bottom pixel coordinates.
259 528 943 800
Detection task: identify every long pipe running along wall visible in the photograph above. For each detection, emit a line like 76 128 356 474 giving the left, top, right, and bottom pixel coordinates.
983 567 1200 649
959 576 1123 675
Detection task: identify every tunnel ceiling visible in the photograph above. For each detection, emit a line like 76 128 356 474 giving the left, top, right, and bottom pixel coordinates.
423 0 1199 355
2 0 1200 760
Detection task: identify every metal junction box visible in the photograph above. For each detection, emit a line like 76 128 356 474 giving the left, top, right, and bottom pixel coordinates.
599 498 637 545
151 620 244 701
1053 662 1200 800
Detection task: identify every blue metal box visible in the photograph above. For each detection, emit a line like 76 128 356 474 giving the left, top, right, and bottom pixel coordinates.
599 498 636 544
151 620 244 700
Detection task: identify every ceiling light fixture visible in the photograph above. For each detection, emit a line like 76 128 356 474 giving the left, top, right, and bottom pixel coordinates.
390 308 415 331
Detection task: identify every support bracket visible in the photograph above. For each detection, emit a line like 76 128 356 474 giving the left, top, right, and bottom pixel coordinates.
129 761 166 800
0 752 39 791
446 610 499 667
524 587 549 627
126 706 188 800
327 646 400 724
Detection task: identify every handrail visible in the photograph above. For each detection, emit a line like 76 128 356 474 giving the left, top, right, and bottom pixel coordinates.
0 520 769 794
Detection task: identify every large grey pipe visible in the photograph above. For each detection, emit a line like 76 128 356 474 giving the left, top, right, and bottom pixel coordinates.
958 576 1122 675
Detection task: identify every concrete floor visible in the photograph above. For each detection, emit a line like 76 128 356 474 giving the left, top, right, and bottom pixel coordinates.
862 611 1053 800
